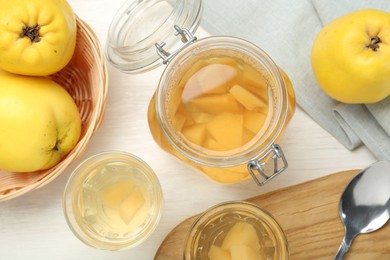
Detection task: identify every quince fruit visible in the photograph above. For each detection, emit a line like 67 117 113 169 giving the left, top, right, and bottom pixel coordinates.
0 70 81 172
0 0 76 76
311 9 390 104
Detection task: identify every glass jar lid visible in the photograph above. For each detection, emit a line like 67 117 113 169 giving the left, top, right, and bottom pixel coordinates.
106 0 203 73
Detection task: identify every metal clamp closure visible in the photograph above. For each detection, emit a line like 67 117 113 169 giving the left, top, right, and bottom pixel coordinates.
155 25 197 64
247 144 288 186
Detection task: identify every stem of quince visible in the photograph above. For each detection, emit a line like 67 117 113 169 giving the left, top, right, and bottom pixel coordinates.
368 36 381 51
20 25 41 43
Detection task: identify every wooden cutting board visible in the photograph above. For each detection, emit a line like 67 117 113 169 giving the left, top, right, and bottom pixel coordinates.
155 170 390 259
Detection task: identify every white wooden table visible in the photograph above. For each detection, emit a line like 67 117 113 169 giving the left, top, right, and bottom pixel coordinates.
0 1 376 259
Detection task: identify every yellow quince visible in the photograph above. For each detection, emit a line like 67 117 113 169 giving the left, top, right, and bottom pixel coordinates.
0 0 77 76
311 9 390 104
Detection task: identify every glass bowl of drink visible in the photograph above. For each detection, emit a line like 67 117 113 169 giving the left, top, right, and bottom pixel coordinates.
184 201 289 260
63 151 163 250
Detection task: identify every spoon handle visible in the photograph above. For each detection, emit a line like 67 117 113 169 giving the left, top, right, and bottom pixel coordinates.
334 229 356 260
335 239 350 260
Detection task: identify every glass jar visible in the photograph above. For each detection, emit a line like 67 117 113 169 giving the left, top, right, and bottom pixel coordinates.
106 0 296 185
63 151 163 250
184 201 289 259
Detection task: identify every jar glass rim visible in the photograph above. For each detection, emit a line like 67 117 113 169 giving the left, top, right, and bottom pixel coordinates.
155 36 289 167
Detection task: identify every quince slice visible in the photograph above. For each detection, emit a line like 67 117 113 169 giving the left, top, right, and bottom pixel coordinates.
175 106 195 128
182 64 238 101
188 93 243 115
206 113 243 150
241 64 267 89
229 84 266 111
243 111 267 134
191 112 213 124
222 222 261 251
180 59 210 86
208 245 232 260
244 83 268 101
181 123 207 146
100 180 133 209
119 188 145 225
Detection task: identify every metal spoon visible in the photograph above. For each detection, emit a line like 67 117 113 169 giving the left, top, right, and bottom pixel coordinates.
335 161 390 259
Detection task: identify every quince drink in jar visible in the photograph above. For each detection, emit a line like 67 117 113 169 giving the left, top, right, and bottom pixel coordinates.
106 0 295 185
148 36 295 185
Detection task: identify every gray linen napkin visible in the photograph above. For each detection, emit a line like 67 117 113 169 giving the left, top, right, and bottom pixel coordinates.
201 0 390 160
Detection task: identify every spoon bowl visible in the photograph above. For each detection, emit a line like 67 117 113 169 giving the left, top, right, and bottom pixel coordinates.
335 161 390 259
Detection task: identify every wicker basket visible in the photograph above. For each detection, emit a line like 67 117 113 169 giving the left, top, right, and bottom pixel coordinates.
0 17 108 201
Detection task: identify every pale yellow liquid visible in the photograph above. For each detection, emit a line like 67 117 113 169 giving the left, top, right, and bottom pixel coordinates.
77 162 151 240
